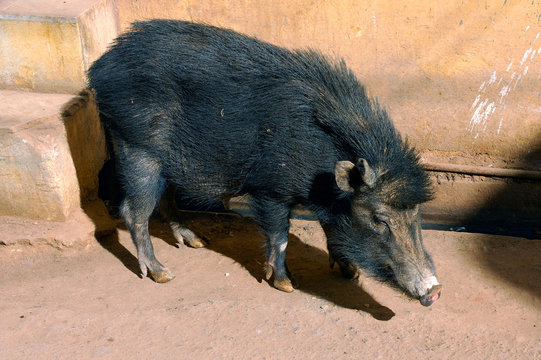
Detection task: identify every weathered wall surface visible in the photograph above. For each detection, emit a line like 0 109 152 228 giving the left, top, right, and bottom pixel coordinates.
115 0 541 168
0 18 85 93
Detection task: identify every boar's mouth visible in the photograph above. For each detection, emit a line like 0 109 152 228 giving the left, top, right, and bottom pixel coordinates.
419 284 442 306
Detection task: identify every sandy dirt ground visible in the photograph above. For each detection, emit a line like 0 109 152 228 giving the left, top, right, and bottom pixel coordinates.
1 212 540 359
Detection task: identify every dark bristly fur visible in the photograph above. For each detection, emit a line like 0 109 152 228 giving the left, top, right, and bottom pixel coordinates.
88 20 439 304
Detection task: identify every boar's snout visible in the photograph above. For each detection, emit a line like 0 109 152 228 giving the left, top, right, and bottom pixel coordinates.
394 257 441 306
419 283 442 306
412 275 442 306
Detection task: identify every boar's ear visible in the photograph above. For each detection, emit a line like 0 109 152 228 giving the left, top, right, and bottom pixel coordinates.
357 158 377 188
335 160 357 192
335 158 377 192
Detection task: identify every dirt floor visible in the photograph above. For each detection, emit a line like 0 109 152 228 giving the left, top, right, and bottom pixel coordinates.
1 212 540 359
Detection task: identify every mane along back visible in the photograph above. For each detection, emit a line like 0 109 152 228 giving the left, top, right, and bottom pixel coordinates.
294 51 433 207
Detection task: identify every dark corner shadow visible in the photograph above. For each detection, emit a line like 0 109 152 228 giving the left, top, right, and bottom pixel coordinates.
462 134 541 300
157 212 395 321
61 91 141 276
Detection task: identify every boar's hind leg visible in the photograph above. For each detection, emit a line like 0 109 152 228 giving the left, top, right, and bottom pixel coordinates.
158 185 207 248
118 152 174 283
254 198 297 293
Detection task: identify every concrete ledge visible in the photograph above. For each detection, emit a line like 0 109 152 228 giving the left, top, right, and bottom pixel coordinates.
0 0 119 93
0 89 107 221
0 90 80 220
0 199 116 248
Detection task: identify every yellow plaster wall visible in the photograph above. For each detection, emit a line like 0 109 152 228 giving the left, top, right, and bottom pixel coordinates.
116 0 541 165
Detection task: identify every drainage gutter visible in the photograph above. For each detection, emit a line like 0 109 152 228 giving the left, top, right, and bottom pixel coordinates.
421 161 541 181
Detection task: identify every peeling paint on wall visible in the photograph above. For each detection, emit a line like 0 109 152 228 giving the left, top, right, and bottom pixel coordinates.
469 29 540 137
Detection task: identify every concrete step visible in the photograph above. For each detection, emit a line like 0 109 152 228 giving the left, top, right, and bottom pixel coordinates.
0 89 107 221
0 0 119 93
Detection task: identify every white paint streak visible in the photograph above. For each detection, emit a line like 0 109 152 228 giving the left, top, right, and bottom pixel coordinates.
478 81 486 92
279 242 287 253
487 71 497 85
520 48 533 66
499 85 510 103
471 94 481 109
470 98 489 128
485 102 495 116
514 73 522 89
475 99 489 117
469 29 539 137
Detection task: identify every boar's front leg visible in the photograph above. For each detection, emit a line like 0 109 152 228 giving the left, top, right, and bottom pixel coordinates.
253 198 296 293
265 232 296 292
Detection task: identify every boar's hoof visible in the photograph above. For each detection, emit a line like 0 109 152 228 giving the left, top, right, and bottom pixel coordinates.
273 278 295 293
264 262 274 281
172 226 208 248
185 235 208 248
419 284 442 306
264 262 298 292
149 269 176 283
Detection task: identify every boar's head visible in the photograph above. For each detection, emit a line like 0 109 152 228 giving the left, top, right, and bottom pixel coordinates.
325 157 441 306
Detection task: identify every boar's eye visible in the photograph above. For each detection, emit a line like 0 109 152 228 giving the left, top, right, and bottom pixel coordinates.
373 215 389 229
